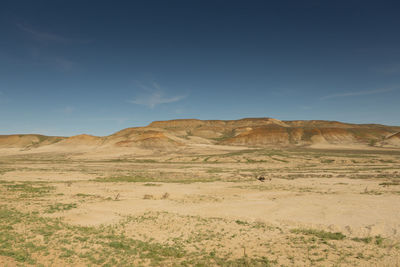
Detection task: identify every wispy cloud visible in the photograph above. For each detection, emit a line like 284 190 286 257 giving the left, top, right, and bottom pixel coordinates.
13 23 79 71
16 23 90 45
320 87 395 100
129 82 187 108
24 46 76 71
17 23 72 44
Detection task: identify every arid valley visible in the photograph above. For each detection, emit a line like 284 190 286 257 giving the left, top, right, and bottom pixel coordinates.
1 118 400 266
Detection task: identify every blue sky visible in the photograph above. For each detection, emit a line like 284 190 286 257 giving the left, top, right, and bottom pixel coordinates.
1 0 399 136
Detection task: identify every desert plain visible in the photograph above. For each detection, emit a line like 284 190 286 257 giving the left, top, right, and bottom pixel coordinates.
1 118 400 266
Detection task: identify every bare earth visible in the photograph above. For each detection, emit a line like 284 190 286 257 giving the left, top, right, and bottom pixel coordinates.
1 145 400 266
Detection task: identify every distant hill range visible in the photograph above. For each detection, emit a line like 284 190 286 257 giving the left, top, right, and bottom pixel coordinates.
1 118 400 151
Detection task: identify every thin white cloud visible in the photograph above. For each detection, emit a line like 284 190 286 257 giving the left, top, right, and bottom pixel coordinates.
25 47 76 71
130 92 186 108
13 22 84 71
17 23 72 43
152 82 162 91
129 83 187 108
320 87 395 100
16 23 90 44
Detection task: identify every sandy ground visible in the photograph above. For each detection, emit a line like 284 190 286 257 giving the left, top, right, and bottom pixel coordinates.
52 179 400 238
0 146 400 266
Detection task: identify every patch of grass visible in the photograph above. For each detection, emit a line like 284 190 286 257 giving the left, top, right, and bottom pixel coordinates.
0 180 14 184
235 220 249 226
369 139 377 146
0 206 190 265
245 158 267 163
1 204 278 265
203 156 211 162
0 208 37 264
133 159 157 163
212 130 236 142
206 168 224 173
45 203 77 213
379 181 400 186
379 159 395 163
291 228 346 240
361 189 383 195
5 182 55 197
0 168 16 175
143 183 161 186
60 247 75 258
270 157 289 163
94 175 220 184
375 235 385 246
94 176 156 183
352 237 372 243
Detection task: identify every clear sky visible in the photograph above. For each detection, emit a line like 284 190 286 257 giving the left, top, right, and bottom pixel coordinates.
1 0 399 136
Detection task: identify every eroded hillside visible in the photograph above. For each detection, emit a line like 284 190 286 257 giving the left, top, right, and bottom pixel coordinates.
1 118 399 155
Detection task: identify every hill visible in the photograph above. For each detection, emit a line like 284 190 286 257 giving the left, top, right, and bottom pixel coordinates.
1 118 400 152
0 134 64 149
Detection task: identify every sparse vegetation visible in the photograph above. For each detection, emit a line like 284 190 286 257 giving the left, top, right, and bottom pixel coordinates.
143 183 162 186
45 203 78 213
369 139 377 146
290 228 346 240
352 237 372 243
0 147 399 266
5 182 55 197
94 175 221 183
